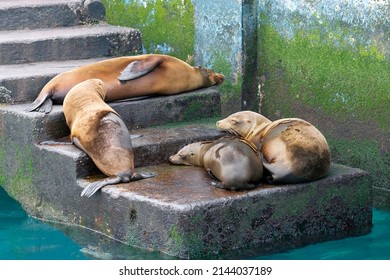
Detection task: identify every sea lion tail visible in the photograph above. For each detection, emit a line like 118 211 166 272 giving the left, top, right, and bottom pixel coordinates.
81 176 121 198
130 172 156 181
28 93 53 114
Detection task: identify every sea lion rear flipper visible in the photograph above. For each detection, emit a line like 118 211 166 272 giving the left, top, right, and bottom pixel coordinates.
81 176 122 197
130 172 156 181
28 93 53 113
118 56 163 82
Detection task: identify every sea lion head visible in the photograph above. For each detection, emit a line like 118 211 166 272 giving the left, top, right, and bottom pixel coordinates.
169 142 203 166
194 66 225 86
63 79 109 130
86 78 106 100
216 111 272 139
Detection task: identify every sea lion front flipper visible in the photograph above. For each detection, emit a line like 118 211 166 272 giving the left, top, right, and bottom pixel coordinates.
28 93 52 113
72 137 89 155
118 56 163 82
206 168 220 181
81 176 122 198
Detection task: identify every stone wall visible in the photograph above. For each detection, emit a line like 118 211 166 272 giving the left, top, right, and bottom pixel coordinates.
102 0 389 209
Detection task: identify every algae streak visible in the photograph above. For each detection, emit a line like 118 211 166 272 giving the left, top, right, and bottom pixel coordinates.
102 0 195 62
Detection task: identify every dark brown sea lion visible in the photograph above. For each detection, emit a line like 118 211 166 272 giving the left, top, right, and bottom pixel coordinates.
169 137 263 190
29 54 225 113
217 111 331 184
63 78 155 197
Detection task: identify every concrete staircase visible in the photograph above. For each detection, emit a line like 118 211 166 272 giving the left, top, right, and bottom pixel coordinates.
0 0 372 259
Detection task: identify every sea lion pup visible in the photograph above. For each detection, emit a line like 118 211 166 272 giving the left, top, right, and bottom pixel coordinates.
63 78 155 197
29 54 225 113
217 111 331 184
169 137 263 190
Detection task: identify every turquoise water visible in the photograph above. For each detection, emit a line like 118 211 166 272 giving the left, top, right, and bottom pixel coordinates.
0 187 389 260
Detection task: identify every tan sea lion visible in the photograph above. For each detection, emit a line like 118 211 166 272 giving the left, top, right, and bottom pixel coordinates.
63 78 155 197
217 111 331 184
29 54 225 113
169 136 263 190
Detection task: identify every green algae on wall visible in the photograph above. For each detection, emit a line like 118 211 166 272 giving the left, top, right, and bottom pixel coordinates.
258 23 390 131
102 0 195 62
257 19 390 197
210 52 244 114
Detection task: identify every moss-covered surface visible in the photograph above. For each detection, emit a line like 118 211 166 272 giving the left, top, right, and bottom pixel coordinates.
258 23 389 130
257 17 390 200
102 0 195 62
209 52 243 115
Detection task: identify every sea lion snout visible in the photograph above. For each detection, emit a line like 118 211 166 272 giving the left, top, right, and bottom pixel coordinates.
213 73 225 85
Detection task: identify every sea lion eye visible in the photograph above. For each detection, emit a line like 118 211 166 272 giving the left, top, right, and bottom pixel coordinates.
230 118 238 124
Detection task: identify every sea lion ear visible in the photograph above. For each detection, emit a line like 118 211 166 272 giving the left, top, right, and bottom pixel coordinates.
118 56 163 82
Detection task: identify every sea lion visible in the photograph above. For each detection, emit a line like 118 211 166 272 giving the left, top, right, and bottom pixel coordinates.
216 110 272 144
29 54 225 113
217 111 331 184
63 78 155 197
169 136 263 190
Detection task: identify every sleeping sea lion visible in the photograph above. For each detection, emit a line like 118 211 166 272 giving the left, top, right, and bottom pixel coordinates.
63 78 155 197
217 111 331 184
169 137 263 190
29 54 225 113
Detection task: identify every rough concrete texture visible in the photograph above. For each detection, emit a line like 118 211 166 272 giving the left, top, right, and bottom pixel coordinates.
193 0 250 115
0 88 221 141
0 24 141 65
0 0 106 31
0 0 81 31
0 58 107 103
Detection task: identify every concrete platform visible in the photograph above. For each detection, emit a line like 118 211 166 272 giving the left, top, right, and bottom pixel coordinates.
0 97 372 258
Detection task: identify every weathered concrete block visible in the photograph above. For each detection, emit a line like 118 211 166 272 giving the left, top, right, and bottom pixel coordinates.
0 24 142 65
2 159 371 259
82 0 106 22
0 58 106 103
0 0 82 31
0 88 221 142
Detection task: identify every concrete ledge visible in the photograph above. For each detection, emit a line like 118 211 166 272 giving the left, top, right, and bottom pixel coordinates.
37 124 224 177
2 160 372 259
0 88 221 141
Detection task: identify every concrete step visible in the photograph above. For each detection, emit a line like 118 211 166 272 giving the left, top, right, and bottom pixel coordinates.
0 24 142 65
37 124 225 178
0 58 107 104
0 88 221 142
0 0 105 31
